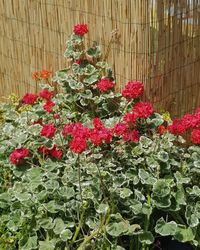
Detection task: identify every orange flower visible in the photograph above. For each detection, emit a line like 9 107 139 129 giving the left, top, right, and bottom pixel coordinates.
32 71 39 80
40 70 52 79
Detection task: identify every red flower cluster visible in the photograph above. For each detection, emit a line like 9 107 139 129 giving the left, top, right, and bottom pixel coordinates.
122 129 140 143
38 144 62 159
113 123 127 136
122 81 144 99
41 124 57 138
43 101 55 113
168 108 200 143
39 89 54 101
97 79 115 92
73 24 88 36
191 128 200 145
132 102 154 119
10 148 29 165
123 113 137 127
63 123 90 154
22 93 38 105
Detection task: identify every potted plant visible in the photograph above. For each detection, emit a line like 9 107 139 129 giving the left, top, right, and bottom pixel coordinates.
0 24 199 250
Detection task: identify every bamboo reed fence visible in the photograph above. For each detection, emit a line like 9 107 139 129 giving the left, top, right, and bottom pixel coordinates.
0 0 200 117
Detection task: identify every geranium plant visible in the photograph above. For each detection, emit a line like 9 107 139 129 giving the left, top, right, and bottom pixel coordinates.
0 24 200 250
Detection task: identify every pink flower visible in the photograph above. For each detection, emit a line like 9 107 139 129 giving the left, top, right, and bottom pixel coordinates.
70 137 88 154
73 24 88 36
43 101 55 113
122 130 140 143
122 81 144 99
41 124 57 138
97 79 115 92
39 89 54 101
191 128 200 144
22 93 38 105
10 148 29 165
113 123 127 136
132 102 154 119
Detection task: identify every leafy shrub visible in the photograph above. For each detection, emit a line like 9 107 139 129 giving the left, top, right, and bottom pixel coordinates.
0 24 200 250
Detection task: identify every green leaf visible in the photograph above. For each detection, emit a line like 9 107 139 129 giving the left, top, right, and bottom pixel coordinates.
139 231 154 245
174 171 190 184
174 227 195 243
138 169 156 185
15 192 31 202
86 46 101 58
139 136 152 148
155 218 177 236
58 186 75 199
84 74 99 85
39 240 55 250
28 124 42 136
119 188 133 199
157 151 169 162
20 236 38 250
68 79 84 90
130 200 142 215
96 203 109 214
60 229 73 241
53 218 66 235
106 222 128 237
39 218 54 229
153 179 170 197
44 200 62 214
185 205 199 227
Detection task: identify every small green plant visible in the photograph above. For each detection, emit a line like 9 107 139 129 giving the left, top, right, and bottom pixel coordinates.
0 24 200 250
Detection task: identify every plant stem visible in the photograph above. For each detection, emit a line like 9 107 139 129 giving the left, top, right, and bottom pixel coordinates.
77 159 83 203
70 205 87 245
77 209 111 250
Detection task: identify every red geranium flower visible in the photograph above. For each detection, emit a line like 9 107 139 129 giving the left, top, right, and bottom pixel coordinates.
43 101 55 113
10 148 29 165
54 114 60 119
97 79 115 92
38 146 49 157
132 102 154 119
21 93 38 105
41 124 56 138
191 128 200 145
70 137 88 154
122 130 140 143
168 119 187 135
122 81 144 99
73 24 88 36
39 89 54 101
113 123 127 136
123 113 137 127
49 145 63 159
93 118 103 130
